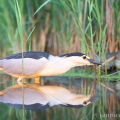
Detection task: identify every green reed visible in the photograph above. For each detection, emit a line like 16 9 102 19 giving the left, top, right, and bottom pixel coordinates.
0 0 105 56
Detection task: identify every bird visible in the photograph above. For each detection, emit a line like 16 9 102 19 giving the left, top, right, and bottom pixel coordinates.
0 51 101 85
0 84 97 110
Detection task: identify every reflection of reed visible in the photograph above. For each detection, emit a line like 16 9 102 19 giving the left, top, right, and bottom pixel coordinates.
108 94 116 120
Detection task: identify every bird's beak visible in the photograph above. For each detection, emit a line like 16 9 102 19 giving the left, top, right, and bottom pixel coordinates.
88 58 101 65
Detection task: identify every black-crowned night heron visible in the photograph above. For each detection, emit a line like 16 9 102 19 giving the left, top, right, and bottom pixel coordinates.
0 52 101 85
0 84 95 110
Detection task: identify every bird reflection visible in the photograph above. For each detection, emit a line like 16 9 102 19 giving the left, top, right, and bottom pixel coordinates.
0 84 96 110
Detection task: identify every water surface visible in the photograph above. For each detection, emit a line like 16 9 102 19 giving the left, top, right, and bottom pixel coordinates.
0 74 120 120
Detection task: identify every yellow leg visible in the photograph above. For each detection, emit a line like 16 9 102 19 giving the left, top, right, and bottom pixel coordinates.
35 77 40 84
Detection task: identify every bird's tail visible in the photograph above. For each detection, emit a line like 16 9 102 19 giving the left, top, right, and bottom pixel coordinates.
0 60 3 70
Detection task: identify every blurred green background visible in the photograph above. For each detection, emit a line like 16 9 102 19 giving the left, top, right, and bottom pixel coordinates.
0 0 119 58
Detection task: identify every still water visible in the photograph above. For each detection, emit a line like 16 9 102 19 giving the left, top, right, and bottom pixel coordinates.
0 74 120 120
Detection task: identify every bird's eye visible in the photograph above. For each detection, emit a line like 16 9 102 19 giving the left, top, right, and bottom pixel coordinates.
83 56 86 59
83 101 87 105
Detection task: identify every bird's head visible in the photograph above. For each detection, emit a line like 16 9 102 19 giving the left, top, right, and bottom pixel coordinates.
78 54 101 66
59 52 101 66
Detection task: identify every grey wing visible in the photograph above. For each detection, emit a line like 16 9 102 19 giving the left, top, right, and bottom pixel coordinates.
1 57 48 75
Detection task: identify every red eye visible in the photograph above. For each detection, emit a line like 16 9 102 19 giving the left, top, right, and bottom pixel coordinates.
83 56 86 59
83 101 87 105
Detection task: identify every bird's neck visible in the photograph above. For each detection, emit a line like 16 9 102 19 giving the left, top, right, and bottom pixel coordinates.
49 55 78 69
39 56 78 76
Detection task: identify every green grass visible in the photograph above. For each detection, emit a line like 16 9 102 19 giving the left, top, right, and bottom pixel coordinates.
0 0 118 57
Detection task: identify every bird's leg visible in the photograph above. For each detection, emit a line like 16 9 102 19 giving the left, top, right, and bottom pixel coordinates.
17 77 23 86
35 77 40 84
